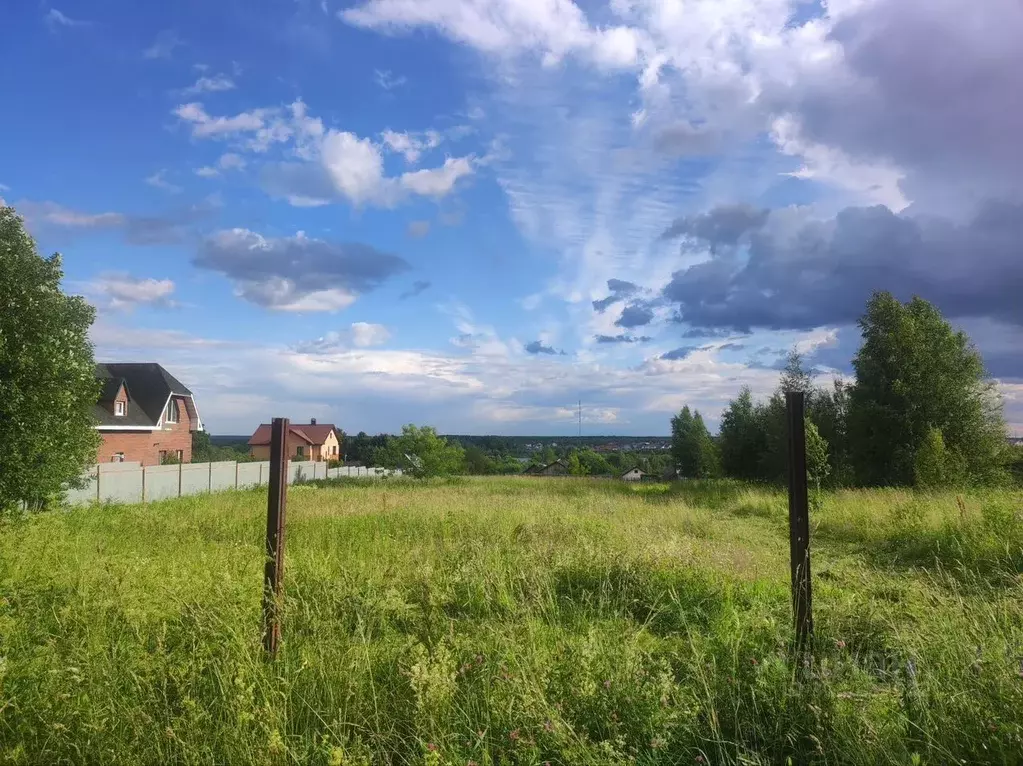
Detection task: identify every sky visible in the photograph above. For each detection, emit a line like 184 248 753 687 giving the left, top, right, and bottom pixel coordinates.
2 0 1022 436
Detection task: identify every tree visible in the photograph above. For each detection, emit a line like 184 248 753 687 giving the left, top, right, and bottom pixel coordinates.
375 424 465 479
567 450 584 476
192 430 212 463
848 292 1006 486
805 420 831 491
463 445 495 475
718 387 769 480
913 427 951 489
0 207 101 512
671 406 719 478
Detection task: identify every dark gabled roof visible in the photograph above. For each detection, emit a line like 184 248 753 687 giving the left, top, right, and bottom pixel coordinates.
94 362 193 428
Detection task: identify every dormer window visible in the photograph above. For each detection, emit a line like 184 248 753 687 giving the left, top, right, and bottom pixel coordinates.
115 400 126 417
164 399 179 424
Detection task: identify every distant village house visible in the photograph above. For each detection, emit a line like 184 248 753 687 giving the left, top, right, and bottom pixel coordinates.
247 419 341 462
523 458 570 477
93 363 202 466
620 467 646 482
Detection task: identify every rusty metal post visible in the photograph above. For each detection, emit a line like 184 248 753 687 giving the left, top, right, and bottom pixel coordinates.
786 391 813 651
262 417 289 656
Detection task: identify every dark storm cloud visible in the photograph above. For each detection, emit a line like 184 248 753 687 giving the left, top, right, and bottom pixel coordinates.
594 334 652 344
661 204 769 249
775 0 1023 206
525 340 565 355
615 302 655 328
195 229 409 310
660 201 1023 332
592 278 640 313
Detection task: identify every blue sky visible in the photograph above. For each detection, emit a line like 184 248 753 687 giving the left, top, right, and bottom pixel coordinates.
3 0 1022 435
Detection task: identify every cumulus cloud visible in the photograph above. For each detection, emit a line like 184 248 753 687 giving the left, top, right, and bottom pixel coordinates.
524 340 565 356
194 228 410 312
400 156 474 198
144 30 183 59
182 74 236 96
145 170 182 193
81 273 177 311
660 201 1023 332
195 153 247 177
295 322 392 353
340 0 644 69
174 102 269 139
382 129 441 163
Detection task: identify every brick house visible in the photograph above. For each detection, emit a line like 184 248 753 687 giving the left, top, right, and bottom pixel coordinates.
93 363 203 465
247 419 341 462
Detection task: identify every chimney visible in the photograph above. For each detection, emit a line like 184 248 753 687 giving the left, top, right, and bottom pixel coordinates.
310 418 317 425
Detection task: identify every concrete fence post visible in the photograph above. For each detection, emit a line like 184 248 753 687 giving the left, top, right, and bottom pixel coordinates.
235 461 240 489
95 466 101 503
141 466 146 504
178 461 183 499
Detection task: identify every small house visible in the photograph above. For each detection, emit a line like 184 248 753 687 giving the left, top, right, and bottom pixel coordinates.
620 467 646 482
248 419 342 461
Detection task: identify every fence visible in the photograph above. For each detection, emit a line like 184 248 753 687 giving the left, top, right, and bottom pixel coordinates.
64 460 402 506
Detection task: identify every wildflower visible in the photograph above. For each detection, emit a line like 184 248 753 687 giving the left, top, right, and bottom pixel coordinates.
751 658 759 666
468 761 478 766
509 729 520 742
543 719 554 732
696 755 705 763
835 639 846 650
426 743 439 752
603 679 611 689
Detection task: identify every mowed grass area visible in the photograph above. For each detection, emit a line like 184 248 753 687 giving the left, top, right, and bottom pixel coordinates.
1 479 1022 765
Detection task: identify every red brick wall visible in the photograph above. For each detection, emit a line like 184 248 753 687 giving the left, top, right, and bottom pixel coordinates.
96 396 194 466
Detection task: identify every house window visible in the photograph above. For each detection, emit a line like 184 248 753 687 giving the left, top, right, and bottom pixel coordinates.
332 445 337 455
115 400 126 416
164 399 179 424
159 450 167 463
112 452 125 462
296 446 304 457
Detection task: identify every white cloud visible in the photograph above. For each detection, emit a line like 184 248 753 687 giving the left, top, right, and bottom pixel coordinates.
145 169 182 193
297 323 393 352
382 129 442 163
771 115 908 212
340 0 644 70
81 273 177 311
45 8 88 29
174 102 269 138
144 30 183 59
400 156 474 197
374 69 407 90
321 130 391 205
194 152 247 178
182 74 236 96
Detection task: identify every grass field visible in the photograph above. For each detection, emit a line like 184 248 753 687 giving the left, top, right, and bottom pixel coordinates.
1 478 1022 765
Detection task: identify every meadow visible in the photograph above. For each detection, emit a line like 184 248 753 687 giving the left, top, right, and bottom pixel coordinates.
1 477 1022 765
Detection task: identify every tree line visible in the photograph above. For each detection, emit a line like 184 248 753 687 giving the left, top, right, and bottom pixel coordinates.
670 292 1012 488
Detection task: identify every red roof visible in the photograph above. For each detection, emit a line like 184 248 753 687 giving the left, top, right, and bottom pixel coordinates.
247 422 338 446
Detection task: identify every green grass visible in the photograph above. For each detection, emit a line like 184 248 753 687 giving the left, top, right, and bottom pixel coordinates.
1 477 1022 765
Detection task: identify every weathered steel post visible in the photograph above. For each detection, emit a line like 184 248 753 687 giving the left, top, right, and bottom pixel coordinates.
786 391 813 651
262 417 289 656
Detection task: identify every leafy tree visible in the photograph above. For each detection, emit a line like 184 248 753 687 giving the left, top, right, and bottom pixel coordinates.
0 207 101 512
808 379 851 486
718 387 769 480
541 445 558 465
671 406 719 478
191 430 212 463
577 448 613 476
805 420 831 491
375 424 465 479
567 451 584 476
913 427 951 489
848 292 1006 486
464 445 495 475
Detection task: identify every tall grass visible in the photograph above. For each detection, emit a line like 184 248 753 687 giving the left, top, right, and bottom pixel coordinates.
1 478 1022 764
